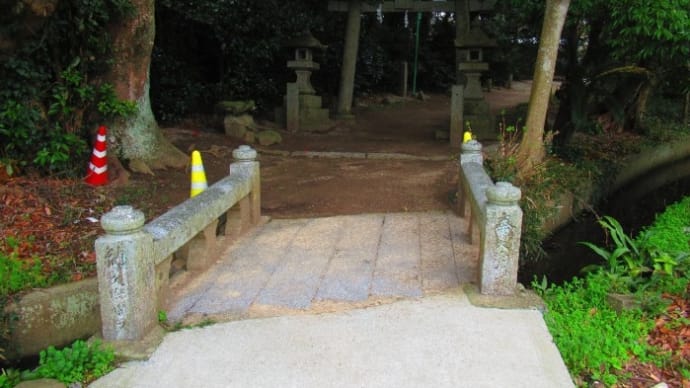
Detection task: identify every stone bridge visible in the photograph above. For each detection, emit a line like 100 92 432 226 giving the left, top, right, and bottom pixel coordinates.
95 143 523 343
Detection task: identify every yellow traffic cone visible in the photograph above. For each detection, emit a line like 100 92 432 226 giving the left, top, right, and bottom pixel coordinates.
463 130 473 143
190 150 208 197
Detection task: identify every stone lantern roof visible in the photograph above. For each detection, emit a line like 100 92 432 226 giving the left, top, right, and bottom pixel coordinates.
284 30 327 51
455 25 497 49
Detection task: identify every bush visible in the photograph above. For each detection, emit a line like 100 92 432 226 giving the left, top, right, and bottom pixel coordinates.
0 1 134 177
535 274 651 386
0 340 115 387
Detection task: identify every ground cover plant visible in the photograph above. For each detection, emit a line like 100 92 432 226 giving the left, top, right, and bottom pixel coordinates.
0 339 115 387
535 197 690 386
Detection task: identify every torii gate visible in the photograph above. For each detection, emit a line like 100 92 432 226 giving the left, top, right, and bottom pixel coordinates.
328 0 495 119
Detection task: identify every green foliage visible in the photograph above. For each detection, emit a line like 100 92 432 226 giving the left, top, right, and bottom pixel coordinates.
158 310 168 324
0 0 134 176
535 273 652 386
0 238 49 297
35 340 115 384
0 368 21 388
538 197 690 384
151 1 457 122
609 0 690 64
153 0 335 120
0 340 115 387
486 110 592 264
636 196 690 254
580 212 690 295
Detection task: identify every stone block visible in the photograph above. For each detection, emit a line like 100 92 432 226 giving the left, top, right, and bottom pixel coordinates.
300 108 330 125
257 130 283 146
16 379 64 388
465 114 495 141
216 100 256 115
286 83 299 132
298 94 323 109
607 293 640 313
5 279 100 359
224 114 255 139
450 85 464 147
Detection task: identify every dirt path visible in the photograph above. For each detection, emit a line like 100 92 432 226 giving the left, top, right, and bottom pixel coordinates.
159 82 532 219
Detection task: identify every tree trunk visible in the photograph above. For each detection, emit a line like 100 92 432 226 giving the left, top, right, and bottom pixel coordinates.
516 0 570 178
105 0 186 173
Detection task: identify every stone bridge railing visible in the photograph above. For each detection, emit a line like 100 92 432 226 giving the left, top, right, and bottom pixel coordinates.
457 140 523 295
95 145 260 342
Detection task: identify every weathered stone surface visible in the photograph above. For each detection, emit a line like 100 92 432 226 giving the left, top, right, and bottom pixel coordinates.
256 130 283 146
95 146 261 342
371 213 422 298
5 279 100 359
96 206 157 341
480 181 522 295
216 100 256 115
450 85 464 147
15 379 65 388
607 293 640 313
223 114 254 139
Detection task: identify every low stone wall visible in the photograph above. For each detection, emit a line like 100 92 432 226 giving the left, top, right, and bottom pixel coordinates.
457 140 523 295
95 145 261 342
5 279 100 359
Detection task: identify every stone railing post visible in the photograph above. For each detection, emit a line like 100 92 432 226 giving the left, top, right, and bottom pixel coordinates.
95 206 156 341
229 145 261 232
458 140 483 217
480 182 522 295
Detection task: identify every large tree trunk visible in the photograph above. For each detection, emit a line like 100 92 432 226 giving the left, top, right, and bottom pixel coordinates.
105 0 186 173
516 0 570 178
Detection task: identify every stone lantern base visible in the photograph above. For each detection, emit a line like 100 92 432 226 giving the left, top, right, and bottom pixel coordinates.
458 62 496 141
275 91 332 132
464 98 494 141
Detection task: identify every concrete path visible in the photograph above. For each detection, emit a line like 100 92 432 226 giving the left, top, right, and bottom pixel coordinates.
91 211 574 387
91 291 573 388
166 211 478 324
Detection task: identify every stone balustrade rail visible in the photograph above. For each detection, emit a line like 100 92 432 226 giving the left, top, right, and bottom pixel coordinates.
457 140 523 295
95 145 261 342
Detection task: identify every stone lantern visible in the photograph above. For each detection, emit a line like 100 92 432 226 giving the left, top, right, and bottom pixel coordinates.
455 22 497 140
276 30 331 132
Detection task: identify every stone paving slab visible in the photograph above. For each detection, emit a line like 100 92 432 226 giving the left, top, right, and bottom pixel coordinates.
167 211 478 323
371 213 423 298
254 216 343 309
92 291 574 388
420 212 460 291
314 214 383 302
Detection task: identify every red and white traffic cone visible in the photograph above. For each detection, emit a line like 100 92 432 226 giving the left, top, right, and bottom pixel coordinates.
85 125 108 186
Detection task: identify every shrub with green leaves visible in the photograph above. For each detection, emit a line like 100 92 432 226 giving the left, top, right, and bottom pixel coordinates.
0 0 135 176
541 197 690 385
0 340 115 387
636 196 690 254
36 340 115 384
536 274 652 386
